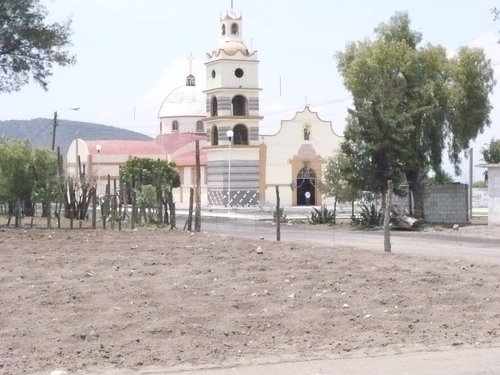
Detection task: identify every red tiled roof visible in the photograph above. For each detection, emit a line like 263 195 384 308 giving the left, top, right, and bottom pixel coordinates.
85 140 163 155
155 133 206 154
173 149 207 167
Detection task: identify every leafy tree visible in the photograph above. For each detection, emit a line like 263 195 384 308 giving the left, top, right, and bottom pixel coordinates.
481 138 500 164
321 152 361 219
336 11 495 219
424 171 455 185
0 139 58 218
121 158 180 225
121 158 180 189
0 0 75 92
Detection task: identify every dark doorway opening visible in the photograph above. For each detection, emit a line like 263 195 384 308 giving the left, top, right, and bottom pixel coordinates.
296 164 316 206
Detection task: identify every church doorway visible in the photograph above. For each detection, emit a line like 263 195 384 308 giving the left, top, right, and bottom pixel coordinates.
296 165 316 206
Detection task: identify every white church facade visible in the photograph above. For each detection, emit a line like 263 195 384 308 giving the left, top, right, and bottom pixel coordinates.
66 7 342 208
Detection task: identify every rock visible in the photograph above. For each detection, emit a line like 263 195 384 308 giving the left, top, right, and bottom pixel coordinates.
50 371 69 375
453 224 460 230
342 303 350 308
256 246 263 254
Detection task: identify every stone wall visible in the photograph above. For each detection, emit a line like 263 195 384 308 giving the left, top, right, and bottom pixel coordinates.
393 184 468 224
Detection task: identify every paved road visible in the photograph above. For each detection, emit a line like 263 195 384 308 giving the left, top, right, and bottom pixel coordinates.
196 215 500 264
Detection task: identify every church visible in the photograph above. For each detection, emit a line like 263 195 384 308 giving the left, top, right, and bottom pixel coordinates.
66 6 342 208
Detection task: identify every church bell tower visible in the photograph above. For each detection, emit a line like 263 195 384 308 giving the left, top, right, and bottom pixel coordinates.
204 8 263 207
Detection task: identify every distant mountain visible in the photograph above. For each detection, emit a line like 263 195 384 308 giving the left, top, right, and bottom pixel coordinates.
0 118 152 154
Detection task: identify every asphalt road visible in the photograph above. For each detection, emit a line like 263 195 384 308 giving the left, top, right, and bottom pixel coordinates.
196 215 500 265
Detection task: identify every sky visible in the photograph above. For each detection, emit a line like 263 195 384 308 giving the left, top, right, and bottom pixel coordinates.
1 0 499 182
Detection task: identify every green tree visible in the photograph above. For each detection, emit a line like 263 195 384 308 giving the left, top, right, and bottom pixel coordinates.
121 158 180 225
424 171 455 185
0 139 58 218
482 138 500 164
0 0 75 92
121 158 180 189
321 152 361 219
336 11 495 219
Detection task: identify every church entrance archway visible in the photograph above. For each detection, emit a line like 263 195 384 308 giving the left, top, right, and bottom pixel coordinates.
296 165 316 206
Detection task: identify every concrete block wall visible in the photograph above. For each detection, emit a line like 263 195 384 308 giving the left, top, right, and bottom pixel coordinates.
423 184 468 223
392 184 468 224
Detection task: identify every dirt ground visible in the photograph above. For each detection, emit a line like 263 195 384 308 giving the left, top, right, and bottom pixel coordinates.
0 223 499 374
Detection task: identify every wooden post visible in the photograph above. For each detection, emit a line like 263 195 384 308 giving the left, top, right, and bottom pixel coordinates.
194 140 201 232
91 187 97 229
131 176 136 230
167 187 176 230
275 185 281 242
185 187 194 231
384 180 393 253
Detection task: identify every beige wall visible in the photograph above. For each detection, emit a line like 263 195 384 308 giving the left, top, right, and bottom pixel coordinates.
261 106 342 207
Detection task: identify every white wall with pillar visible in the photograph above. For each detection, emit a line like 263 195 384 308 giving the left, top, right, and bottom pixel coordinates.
487 164 500 226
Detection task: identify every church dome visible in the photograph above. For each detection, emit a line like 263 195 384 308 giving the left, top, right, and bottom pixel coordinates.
216 40 249 56
158 75 205 118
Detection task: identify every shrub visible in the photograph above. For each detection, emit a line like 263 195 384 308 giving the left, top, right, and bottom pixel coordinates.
308 205 335 225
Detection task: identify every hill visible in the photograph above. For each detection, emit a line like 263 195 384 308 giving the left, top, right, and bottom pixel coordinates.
0 118 152 154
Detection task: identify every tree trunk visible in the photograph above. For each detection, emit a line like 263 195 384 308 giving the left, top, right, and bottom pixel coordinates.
406 170 424 219
384 180 393 253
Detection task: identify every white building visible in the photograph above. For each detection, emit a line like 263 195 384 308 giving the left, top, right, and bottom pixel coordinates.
66 5 342 208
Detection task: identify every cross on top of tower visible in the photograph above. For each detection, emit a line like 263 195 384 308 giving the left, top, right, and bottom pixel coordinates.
187 52 194 75
186 53 195 86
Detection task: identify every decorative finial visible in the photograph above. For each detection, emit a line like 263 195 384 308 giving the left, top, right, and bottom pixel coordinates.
186 53 196 86
231 0 234 10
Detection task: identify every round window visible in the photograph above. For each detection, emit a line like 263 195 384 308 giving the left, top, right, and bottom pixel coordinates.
234 68 244 78
211 69 216 79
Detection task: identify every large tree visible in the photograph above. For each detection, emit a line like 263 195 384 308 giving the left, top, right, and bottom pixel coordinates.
0 0 75 92
336 12 495 219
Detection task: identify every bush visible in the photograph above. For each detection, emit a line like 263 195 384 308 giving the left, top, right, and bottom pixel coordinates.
308 205 335 225
351 203 380 226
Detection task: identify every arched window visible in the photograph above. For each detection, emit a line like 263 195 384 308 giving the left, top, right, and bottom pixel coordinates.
211 125 219 146
196 120 204 133
232 95 247 116
211 96 218 117
172 120 179 132
233 124 248 145
222 24 226 36
231 23 238 35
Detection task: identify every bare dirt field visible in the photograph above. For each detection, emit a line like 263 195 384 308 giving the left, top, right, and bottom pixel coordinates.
1 224 499 374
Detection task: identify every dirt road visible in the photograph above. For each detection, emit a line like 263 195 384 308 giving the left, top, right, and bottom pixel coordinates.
1 224 499 375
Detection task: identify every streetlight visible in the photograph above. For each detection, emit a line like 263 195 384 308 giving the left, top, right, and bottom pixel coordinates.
51 106 80 151
226 129 234 210
95 144 102 197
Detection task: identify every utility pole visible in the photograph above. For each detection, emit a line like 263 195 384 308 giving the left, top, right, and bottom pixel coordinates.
51 111 58 151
